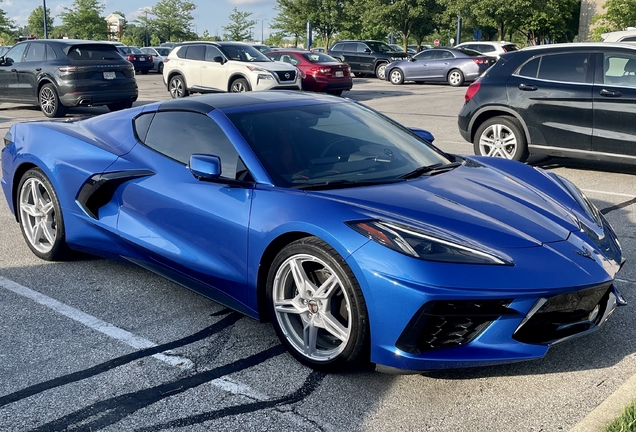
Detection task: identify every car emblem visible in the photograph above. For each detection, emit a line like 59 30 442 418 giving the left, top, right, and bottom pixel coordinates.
574 246 595 261
285 72 290 79
307 300 319 314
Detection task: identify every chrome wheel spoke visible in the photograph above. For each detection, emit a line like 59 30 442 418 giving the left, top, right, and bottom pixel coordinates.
316 312 349 342
20 203 39 217
313 274 338 300
41 220 56 245
288 257 313 297
274 298 307 315
302 317 319 356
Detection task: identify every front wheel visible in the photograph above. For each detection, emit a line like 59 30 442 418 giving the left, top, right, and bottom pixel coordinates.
267 237 369 371
39 84 67 118
375 62 388 80
230 78 251 92
169 75 189 99
389 69 404 85
473 116 529 162
17 168 71 261
447 69 464 87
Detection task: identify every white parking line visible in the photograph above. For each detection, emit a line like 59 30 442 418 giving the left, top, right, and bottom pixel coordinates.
0 276 194 369
581 189 636 198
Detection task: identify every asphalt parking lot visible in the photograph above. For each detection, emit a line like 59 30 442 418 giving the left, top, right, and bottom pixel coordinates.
0 74 635 432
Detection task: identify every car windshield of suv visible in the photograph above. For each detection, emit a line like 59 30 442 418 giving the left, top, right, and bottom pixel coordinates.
119 46 143 55
220 44 271 62
302 52 339 63
226 101 451 188
366 42 394 53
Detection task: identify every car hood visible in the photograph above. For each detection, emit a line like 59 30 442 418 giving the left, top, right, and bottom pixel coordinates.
237 61 297 71
311 160 579 250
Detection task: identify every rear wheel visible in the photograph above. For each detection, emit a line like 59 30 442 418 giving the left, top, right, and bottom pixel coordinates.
39 84 67 118
107 100 133 111
169 75 189 98
158 63 164 74
447 69 464 87
230 78 251 92
375 62 388 80
17 168 71 261
389 69 404 85
267 237 369 371
473 116 529 162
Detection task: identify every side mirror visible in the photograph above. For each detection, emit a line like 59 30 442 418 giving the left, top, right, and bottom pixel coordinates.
410 57 416 62
213 56 225 64
189 154 221 181
409 127 435 143
0 56 9 66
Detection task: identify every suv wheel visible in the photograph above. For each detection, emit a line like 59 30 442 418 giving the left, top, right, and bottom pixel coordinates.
39 84 67 118
473 116 529 162
375 62 388 80
169 75 189 99
231 78 251 93
447 69 464 87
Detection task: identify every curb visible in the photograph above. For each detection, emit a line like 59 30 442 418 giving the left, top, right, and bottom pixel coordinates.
570 372 636 432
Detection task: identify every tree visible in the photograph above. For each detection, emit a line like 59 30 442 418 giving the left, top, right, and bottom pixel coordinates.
27 6 54 39
0 0 14 36
270 0 307 47
591 0 636 41
150 34 161 45
58 0 107 40
143 0 196 42
122 23 146 46
222 8 257 41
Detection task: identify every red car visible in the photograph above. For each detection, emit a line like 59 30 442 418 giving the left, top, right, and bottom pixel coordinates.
266 50 353 95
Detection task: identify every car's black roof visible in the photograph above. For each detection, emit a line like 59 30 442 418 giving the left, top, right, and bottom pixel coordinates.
14 39 119 47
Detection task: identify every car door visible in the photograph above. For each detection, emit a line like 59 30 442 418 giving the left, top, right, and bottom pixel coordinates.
342 43 360 71
115 110 252 305
0 43 27 100
406 50 435 80
428 50 455 79
592 51 636 157
356 43 375 74
200 45 227 91
506 52 593 152
16 42 46 102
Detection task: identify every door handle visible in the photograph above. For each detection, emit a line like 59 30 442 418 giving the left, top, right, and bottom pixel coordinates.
518 83 537 91
600 88 622 97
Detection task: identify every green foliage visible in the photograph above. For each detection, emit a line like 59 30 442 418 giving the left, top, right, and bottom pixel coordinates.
592 0 636 39
265 32 286 46
59 0 107 40
123 23 147 46
27 6 54 39
145 0 196 42
0 0 14 36
604 398 636 432
200 29 221 41
151 34 161 45
222 8 257 41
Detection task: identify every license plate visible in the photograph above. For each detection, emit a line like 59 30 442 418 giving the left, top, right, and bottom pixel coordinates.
335 71 344 77
139 57 145 61
103 71 116 80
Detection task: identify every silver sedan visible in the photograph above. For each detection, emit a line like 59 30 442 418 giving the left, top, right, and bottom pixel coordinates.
140 47 172 73
385 48 496 87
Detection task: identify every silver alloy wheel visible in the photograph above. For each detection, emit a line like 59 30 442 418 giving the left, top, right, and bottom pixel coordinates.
40 87 56 116
272 253 352 362
376 63 387 80
231 81 247 92
169 77 184 98
448 70 463 86
390 69 403 84
19 177 57 254
478 123 519 159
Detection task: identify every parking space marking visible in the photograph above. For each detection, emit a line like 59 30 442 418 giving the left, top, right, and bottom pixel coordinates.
581 189 636 198
0 276 194 369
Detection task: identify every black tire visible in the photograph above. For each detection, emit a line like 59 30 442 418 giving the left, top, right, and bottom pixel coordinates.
230 78 251 92
39 84 67 118
140 69 149 75
389 68 404 85
473 116 529 162
169 74 189 99
107 100 133 112
17 168 71 261
267 237 369 372
327 90 343 96
158 63 164 74
447 68 464 87
375 62 388 80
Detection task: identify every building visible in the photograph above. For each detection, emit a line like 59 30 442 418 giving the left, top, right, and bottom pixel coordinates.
105 13 125 41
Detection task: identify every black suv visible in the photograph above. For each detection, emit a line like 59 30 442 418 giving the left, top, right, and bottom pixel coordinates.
327 40 409 79
0 39 138 118
458 43 636 164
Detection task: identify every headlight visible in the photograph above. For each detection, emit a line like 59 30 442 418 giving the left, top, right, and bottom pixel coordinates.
347 220 512 265
246 65 269 73
257 73 274 80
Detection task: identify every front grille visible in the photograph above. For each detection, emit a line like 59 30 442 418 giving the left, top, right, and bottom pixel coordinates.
396 299 516 354
513 284 612 345
274 70 296 82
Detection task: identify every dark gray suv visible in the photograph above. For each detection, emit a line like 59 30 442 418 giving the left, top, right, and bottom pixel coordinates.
327 40 408 79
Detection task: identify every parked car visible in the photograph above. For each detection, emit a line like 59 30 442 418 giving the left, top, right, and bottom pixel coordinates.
327 40 409 79
458 42 636 164
163 41 301 97
386 48 495 87
389 44 417 54
601 29 636 45
246 43 272 54
160 42 178 50
454 41 518 59
409 44 432 52
310 47 325 53
116 46 154 74
0 39 137 118
3 91 625 372
140 46 171 73
267 50 352 95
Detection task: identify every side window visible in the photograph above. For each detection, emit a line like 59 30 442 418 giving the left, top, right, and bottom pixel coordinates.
481 45 496 53
331 43 344 51
414 51 435 61
4 43 28 64
268 52 281 61
133 113 155 143
46 45 57 60
619 36 636 42
144 111 240 180
205 45 223 61
343 43 357 52
603 53 636 86
25 43 46 62
186 45 205 61
439 50 455 59
279 54 299 65
465 44 479 52
517 57 540 78
357 43 370 53
176 46 187 59
537 53 590 83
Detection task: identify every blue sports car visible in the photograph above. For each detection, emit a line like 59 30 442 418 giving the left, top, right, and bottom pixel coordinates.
1 91 626 372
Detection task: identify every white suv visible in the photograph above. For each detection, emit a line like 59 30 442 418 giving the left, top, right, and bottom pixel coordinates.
454 41 518 59
163 41 301 97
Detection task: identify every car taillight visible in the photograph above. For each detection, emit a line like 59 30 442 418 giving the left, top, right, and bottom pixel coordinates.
126 55 135 61
148 55 153 61
472 58 487 65
502 47 509 52
309 67 331 74
163 58 170 63
58 66 86 72
465 81 481 102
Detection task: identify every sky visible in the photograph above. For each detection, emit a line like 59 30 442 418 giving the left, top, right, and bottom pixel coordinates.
5 0 278 41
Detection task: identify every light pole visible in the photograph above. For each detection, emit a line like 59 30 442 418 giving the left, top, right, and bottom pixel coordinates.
43 0 48 39
261 19 267 44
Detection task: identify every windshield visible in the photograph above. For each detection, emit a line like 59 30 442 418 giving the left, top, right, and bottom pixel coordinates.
301 52 340 63
220 44 271 62
227 101 450 188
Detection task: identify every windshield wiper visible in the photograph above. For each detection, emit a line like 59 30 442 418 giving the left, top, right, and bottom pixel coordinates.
292 179 399 190
398 161 463 179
